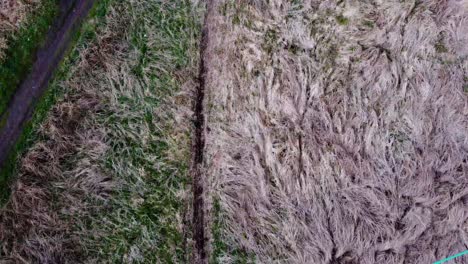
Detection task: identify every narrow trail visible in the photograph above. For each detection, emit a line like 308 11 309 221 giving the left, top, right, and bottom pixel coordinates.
0 0 95 169
191 1 216 263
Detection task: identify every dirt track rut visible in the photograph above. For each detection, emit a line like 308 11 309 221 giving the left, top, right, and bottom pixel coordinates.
191 1 215 263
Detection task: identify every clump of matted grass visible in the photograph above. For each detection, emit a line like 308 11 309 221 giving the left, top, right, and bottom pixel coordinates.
202 0 468 263
0 0 201 262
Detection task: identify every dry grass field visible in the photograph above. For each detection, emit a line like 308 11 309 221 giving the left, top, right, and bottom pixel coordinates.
201 0 468 263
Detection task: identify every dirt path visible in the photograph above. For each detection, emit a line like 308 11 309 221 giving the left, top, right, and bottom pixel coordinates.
0 0 95 169
191 1 215 263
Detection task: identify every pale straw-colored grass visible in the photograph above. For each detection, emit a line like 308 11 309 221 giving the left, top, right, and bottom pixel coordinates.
204 1 468 263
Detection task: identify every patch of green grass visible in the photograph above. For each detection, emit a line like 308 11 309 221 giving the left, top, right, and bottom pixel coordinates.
262 28 279 54
211 197 256 264
290 0 302 4
0 0 110 205
336 14 349 25
0 0 59 116
221 1 251 27
362 20 374 28
211 198 228 263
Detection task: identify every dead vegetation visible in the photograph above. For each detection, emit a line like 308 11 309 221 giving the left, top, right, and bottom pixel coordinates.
202 0 468 263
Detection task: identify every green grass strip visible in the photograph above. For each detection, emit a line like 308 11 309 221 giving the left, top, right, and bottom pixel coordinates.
84 2 199 261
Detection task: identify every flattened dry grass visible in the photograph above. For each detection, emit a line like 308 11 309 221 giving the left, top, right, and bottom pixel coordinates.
0 0 201 262
202 0 468 263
